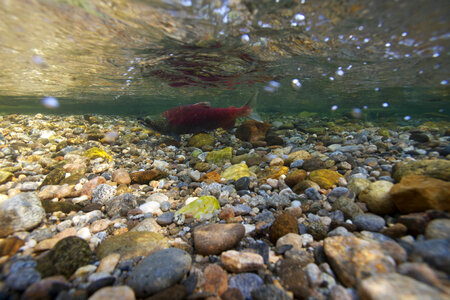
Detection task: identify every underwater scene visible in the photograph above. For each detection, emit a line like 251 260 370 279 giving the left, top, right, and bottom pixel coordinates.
0 0 449 299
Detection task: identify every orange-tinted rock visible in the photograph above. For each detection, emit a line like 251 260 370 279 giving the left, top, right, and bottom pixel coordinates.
112 169 131 185
203 264 228 296
221 250 264 273
130 169 164 184
323 236 396 287
219 207 235 221
390 175 450 213
269 213 299 244
263 166 289 179
285 150 311 165
193 224 245 255
308 169 342 189
0 237 24 257
199 171 222 183
285 169 307 188
235 120 271 143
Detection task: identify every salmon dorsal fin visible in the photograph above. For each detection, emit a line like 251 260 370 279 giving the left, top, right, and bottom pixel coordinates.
193 102 211 108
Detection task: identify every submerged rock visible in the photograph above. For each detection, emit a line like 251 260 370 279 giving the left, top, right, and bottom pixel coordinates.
269 213 299 243
206 147 232 166
193 223 245 255
175 196 220 219
358 180 395 214
392 159 450 182
221 162 252 181
188 133 215 148
308 169 342 189
83 147 112 162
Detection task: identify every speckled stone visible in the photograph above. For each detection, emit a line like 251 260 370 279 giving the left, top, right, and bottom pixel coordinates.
269 213 299 244
203 264 228 296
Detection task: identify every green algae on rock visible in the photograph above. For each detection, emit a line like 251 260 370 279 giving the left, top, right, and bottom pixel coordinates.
188 133 215 148
175 196 220 219
40 166 66 187
41 199 82 214
206 147 232 166
83 147 112 162
221 162 252 181
95 231 168 260
37 236 92 278
0 170 13 184
308 169 342 189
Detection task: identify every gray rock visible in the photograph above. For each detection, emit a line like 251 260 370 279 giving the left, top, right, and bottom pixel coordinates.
104 193 137 217
305 187 321 200
233 204 251 216
328 187 350 202
6 268 41 291
156 212 174 226
353 214 386 232
0 192 45 237
128 248 192 297
228 273 263 300
290 159 304 168
146 193 169 203
251 284 291 300
234 177 250 191
267 194 290 209
160 201 171 212
425 219 450 240
411 239 450 273
92 184 117 205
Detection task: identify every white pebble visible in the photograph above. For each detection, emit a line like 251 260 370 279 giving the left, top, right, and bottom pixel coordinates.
77 227 92 240
139 201 161 214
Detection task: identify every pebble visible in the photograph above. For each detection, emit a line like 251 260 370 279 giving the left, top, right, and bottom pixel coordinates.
92 184 117 205
89 286 136 300
221 250 264 273
353 214 386 232
203 264 228 296
127 248 191 298
251 284 291 300
269 213 299 243
156 212 174 226
228 273 263 300
193 223 245 255
234 177 250 191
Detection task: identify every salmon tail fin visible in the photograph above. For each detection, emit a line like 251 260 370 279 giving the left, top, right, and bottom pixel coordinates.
244 90 263 122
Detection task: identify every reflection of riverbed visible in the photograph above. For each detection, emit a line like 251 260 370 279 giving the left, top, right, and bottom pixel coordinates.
0 0 448 110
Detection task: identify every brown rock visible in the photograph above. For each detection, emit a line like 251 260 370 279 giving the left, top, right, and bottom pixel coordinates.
0 237 24 257
22 276 69 300
380 223 408 238
292 180 320 194
193 224 245 255
398 212 429 235
81 176 106 199
38 185 81 200
130 169 164 184
380 240 407 264
203 264 228 296
277 259 312 299
390 175 450 213
112 169 131 185
398 262 446 290
276 233 303 251
146 285 186 300
235 120 271 143
89 286 135 300
222 288 244 300
269 213 299 244
285 150 312 165
392 159 450 182
199 171 221 183
221 250 264 273
219 207 235 221
323 236 395 287
284 169 307 188
97 253 120 274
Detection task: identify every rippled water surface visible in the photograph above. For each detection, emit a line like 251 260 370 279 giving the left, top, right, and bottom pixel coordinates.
0 0 449 120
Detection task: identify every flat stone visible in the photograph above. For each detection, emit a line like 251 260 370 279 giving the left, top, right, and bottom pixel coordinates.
390 175 450 213
89 286 135 300
156 212 174 226
353 214 385 232
97 253 121 274
228 273 263 300
193 224 245 255
276 233 303 251
221 250 264 273
358 180 395 214
203 264 228 297
277 259 312 299
323 236 395 287
95 231 168 260
22 276 69 300
130 218 164 234
0 192 45 237
358 273 447 300
38 185 81 200
127 248 191 298
410 239 450 273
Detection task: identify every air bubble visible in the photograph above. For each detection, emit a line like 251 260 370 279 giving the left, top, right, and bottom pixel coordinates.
41 97 59 109
363 105 368 109
241 34 250 43
335 70 344 76
363 38 370 43
403 116 411 121
351 108 362 118
440 80 448 85
385 42 391 47
382 102 389 108
374 87 380 92
433 52 440 58
294 14 305 21
329 77 335 81
331 105 338 111
291 79 302 89
401 32 408 37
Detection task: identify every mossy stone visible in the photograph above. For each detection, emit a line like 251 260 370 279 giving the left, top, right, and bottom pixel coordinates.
231 153 265 166
285 169 307 188
60 170 85 185
188 133 215 148
206 147 233 166
41 199 82 214
0 171 13 184
263 166 289 179
221 162 252 181
332 197 364 219
37 236 92 278
40 167 66 187
392 159 450 182
175 196 220 219
194 162 210 172
83 147 112 162
308 169 342 189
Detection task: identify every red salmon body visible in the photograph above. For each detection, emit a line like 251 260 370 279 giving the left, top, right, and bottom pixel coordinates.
162 102 250 134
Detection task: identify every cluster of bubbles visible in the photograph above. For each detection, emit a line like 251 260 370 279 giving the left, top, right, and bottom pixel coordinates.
41 97 59 109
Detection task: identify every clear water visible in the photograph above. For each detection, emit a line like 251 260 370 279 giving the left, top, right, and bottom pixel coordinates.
0 0 449 122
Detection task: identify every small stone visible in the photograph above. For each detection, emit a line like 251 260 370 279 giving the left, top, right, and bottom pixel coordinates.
358 273 446 300
305 187 321 200
331 197 364 219
92 184 117 205
0 192 45 237
277 259 311 299
307 221 328 240
188 133 215 148
309 169 342 189
284 169 307 188
90 219 111 234
22 276 69 300
83 147 112 162
193 223 245 255
390 175 450 213
156 212 174 226
269 213 299 244
425 219 450 240
95 231 168 260
380 223 407 238
222 288 244 300
105 193 137 217
380 240 407 264
327 187 350 202
410 239 450 273
131 218 164 234
323 236 395 287
175 196 220 220
347 178 371 196
276 233 303 251
219 207 235 220
40 167 66 187
130 169 164 184
139 201 160 214
206 147 233 166
203 264 228 296
112 169 131 185
251 284 291 300
89 286 135 300
0 170 13 184
97 253 121 274
221 162 252 181
398 262 444 289
285 150 311 165
359 180 395 214
221 250 264 273
228 273 263 300
81 176 107 199
292 180 321 194
41 198 82 214
127 248 191 298
353 214 385 232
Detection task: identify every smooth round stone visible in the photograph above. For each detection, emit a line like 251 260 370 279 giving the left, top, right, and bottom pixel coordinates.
353 214 386 232
146 193 169 204
194 224 245 255
290 159 304 169
139 201 160 214
156 212 174 226
6 268 41 291
305 187 321 200
234 177 250 191
411 239 450 273
160 201 171 212
327 187 349 202
89 286 135 300
291 200 301 208
221 250 264 273
425 219 450 240
228 273 263 300
22 276 69 300
127 248 191 298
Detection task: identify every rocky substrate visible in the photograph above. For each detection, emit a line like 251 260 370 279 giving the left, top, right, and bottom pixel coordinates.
0 113 449 300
